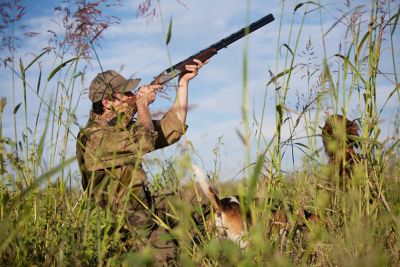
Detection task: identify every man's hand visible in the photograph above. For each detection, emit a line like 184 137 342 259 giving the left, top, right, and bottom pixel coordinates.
179 59 209 82
136 84 162 105
136 84 161 132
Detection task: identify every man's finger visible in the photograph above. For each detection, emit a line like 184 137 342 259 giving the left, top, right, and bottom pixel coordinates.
193 59 203 65
149 84 163 90
185 65 199 71
193 58 209 67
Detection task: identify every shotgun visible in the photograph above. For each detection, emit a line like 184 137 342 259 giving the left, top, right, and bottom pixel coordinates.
121 14 275 117
151 13 275 85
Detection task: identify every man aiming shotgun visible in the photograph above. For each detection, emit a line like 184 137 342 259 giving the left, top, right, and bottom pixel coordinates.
76 13 274 265
76 58 209 265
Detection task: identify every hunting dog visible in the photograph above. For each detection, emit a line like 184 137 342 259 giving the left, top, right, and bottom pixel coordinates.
192 165 317 248
192 164 249 248
321 114 361 184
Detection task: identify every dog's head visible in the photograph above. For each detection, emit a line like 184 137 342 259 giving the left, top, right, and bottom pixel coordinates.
192 165 249 248
322 114 360 159
322 115 362 182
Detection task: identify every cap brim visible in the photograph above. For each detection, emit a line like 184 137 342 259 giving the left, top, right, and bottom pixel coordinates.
116 78 141 93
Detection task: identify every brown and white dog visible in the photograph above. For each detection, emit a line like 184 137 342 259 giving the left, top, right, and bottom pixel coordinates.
192 165 317 248
192 164 250 248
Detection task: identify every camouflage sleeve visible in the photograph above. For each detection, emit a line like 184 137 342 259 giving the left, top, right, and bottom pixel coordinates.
84 123 158 172
153 110 189 150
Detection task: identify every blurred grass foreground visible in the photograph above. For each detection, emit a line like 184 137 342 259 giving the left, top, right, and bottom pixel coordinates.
1 0 400 266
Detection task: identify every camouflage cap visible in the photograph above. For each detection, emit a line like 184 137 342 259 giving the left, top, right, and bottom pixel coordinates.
89 70 141 103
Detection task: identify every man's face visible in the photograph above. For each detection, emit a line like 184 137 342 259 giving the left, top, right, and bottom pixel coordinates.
106 91 134 109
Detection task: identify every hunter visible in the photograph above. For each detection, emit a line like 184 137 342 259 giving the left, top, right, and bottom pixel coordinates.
76 59 211 265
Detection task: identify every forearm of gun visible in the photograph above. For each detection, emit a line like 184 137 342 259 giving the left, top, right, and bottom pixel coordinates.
150 48 217 85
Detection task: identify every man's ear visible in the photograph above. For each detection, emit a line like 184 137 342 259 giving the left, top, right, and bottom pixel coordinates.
102 98 111 109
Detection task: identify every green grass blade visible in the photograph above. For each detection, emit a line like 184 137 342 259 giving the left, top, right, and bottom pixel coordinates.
280 44 293 56
13 103 21 114
267 66 297 86
166 17 173 45
37 70 41 94
356 31 370 61
391 5 400 36
294 1 326 12
24 50 48 72
47 58 77 81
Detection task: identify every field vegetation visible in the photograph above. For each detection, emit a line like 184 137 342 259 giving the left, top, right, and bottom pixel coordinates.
1 0 400 266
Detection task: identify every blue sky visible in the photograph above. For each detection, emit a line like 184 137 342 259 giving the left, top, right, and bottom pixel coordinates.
1 0 399 183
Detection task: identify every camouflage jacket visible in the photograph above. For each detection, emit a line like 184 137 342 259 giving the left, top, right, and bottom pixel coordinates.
76 110 188 209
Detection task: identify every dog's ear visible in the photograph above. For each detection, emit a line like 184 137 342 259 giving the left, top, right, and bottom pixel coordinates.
192 164 221 212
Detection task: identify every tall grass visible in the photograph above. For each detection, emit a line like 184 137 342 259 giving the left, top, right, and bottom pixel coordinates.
1 0 400 266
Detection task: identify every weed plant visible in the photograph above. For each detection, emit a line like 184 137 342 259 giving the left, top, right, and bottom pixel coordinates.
0 0 400 266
